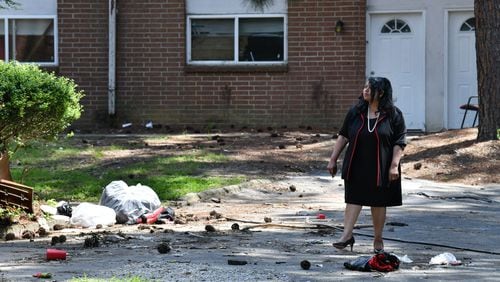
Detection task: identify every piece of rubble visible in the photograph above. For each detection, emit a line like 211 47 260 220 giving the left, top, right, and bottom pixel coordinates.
264 217 272 223
22 230 35 240
5 233 16 241
209 210 222 219
157 242 172 254
300 260 311 270
38 227 48 237
228 259 247 265
205 225 216 232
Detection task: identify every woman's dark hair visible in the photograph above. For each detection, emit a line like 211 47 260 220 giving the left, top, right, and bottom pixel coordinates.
357 77 395 113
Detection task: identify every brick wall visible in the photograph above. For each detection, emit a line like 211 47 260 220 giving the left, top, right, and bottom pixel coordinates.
58 0 109 129
58 0 366 131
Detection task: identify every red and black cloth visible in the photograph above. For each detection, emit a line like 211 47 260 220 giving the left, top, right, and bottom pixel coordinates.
344 252 400 272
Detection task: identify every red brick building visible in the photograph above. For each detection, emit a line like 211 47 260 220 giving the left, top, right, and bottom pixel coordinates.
58 0 366 131
1 1 480 132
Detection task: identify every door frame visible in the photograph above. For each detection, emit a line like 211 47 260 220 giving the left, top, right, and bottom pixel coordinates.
366 10 426 131
444 8 475 129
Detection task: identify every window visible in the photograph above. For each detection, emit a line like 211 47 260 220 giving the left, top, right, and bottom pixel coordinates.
460 18 475 32
188 15 286 65
381 19 411 33
1 17 57 65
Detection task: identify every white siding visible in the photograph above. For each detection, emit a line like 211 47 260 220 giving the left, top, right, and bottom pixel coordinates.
367 0 474 132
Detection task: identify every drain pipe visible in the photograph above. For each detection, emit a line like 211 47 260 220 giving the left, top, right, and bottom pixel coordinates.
108 0 117 115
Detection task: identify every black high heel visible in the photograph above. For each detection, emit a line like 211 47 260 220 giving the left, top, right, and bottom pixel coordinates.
332 236 355 251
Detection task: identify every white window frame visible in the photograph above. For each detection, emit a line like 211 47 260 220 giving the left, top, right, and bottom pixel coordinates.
1 15 58 66
187 14 287 66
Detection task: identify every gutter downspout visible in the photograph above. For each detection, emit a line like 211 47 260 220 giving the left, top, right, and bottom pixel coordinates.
108 0 117 115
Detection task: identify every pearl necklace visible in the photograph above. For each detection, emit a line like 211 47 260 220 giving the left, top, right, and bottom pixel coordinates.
367 107 379 133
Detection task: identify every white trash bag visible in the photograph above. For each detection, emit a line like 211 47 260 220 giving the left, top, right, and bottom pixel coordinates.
99 180 161 224
429 252 462 265
70 202 116 228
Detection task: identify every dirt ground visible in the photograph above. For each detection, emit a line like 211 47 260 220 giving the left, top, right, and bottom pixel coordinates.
129 127 497 185
1 127 499 281
87 127 498 185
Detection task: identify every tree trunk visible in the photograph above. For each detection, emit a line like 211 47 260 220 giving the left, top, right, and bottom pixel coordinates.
474 0 500 141
0 150 13 181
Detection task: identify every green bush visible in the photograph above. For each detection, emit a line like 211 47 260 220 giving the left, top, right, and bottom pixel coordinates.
0 61 84 152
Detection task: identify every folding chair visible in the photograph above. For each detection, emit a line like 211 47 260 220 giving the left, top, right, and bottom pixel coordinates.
460 96 479 129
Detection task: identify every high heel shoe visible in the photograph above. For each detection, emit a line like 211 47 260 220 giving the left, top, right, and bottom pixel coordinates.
332 236 355 251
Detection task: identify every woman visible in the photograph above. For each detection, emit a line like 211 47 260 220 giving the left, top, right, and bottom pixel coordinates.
327 77 406 253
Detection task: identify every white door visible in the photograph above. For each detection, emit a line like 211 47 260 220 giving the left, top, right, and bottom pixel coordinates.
368 13 425 130
447 11 477 129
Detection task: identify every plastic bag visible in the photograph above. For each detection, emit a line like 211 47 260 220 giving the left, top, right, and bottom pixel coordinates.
56 201 73 217
344 256 372 271
99 180 161 224
70 202 116 228
429 252 462 265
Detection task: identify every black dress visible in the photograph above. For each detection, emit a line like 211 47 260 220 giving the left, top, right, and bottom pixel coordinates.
345 118 401 206
339 106 406 207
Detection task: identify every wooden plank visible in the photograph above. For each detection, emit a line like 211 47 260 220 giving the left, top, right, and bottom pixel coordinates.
0 179 33 213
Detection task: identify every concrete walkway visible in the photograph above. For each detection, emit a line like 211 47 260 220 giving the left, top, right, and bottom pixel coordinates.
1 174 499 281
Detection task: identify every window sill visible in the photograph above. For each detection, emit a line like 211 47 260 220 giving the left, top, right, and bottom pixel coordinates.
184 64 288 73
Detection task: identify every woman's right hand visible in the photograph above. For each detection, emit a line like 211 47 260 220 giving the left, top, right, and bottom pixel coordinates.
327 160 338 177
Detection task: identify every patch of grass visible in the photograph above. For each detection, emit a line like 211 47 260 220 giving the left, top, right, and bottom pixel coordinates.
9 138 245 202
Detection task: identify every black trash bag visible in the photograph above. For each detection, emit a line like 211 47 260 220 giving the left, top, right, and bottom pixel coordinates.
159 207 175 221
56 201 73 217
344 256 372 272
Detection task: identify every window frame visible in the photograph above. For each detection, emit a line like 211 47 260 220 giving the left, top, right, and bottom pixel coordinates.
186 14 287 66
1 15 58 66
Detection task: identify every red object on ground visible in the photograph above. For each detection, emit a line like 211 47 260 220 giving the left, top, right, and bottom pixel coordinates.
317 213 326 219
136 206 165 224
46 249 67 260
32 272 52 278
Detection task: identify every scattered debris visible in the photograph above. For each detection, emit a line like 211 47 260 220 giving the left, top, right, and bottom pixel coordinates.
209 210 223 219
46 248 67 260
300 260 311 270
429 252 462 265
413 162 422 170
38 227 48 237
83 233 101 248
264 217 272 223
53 224 65 231
157 242 172 254
32 272 52 279
205 225 216 232
231 223 240 231
5 233 15 241
22 230 35 240
386 222 408 227
228 259 247 265
289 185 297 192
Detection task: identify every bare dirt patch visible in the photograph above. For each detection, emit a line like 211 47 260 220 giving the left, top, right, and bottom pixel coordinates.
137 128 498 185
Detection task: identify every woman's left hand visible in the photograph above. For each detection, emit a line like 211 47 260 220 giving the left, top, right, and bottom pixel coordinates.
389 164 399 181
